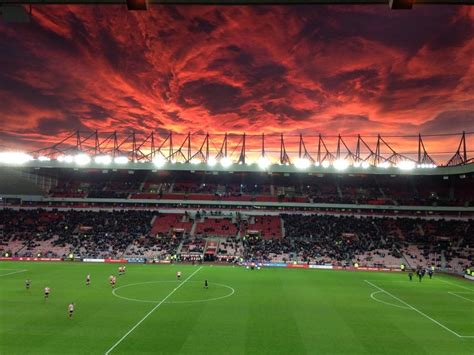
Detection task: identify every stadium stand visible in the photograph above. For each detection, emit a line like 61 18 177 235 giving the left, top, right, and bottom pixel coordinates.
3 167 470 207
0 167 473 273
194 217 239 237
0 208 472 272
246 216 282 239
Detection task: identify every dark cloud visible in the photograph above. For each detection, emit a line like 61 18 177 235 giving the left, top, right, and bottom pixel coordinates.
0 75 64 110
98 29 123 70
263 102 312 121
294 5 463 55
187 17 217 34
179 80 245 115
122 96 142 108
248 63 287 85
427 15 473 51
419 111 474 135
86 103 114 121
386 75 460 92
331 114 370 122
321 69 381 97
36 116 87 135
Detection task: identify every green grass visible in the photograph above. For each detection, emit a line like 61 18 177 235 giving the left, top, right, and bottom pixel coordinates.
0 262 473 355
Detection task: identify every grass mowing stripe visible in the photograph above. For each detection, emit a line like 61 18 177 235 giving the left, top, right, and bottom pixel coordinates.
104 266 202 355
364 280 463 338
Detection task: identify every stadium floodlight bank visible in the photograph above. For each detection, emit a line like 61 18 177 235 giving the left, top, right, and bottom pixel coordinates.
0 130 473 175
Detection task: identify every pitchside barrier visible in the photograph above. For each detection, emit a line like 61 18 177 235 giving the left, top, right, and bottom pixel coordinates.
0 257 62 262
82 258 128 263
242 261 405 272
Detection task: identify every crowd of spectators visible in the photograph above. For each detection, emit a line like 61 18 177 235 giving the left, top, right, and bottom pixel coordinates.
1 208 472 272
217 236 242 260
262 215 398 263
0 209 154 259
125 232 185 259
245 214 472 271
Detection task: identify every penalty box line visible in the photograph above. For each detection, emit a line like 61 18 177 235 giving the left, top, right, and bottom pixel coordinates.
448 292 474 304
105 266 203 355
0 269 27 277
437 278 474 292
364 280 473 339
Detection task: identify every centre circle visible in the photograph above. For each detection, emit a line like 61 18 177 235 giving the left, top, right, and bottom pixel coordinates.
112 280 235 304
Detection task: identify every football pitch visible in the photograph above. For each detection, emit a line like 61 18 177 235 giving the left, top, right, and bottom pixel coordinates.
0 262 473 355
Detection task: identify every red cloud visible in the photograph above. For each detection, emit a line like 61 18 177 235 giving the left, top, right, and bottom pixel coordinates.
0 5 472 162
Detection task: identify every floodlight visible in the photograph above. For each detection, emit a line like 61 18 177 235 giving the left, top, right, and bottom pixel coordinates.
0 152 33 165
64 155 74 164
37 156 51 162
397 160 415 171
74 153 91 166
314 161 320 167
114 156 129 165
190 158 201 165
94 155 112 165
256 156 271 169
353 161 361 168
321 160 330 168
207 156 217 167
333 159 349 171
153 155 166 168
377 161 391 169
220 156 233 168
361 161 370 169
294 158 311 170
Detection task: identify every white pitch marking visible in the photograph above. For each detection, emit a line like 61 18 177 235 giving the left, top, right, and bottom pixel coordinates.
168 283 235 304
364 280 464 338
0 269 27 277
448 292 474 304
370 291 411 310
104 266 202 355
112 280 235 304
365 280 415 283
112 281 176 304
438 278 474 292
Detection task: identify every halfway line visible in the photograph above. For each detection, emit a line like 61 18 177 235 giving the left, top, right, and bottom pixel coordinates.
104 266 203 355
364 280 462 338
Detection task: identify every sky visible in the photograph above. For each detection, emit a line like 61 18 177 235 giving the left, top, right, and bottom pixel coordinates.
0 5 473 162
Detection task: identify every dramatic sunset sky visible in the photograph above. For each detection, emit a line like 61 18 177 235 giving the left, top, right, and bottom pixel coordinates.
0 5 473 161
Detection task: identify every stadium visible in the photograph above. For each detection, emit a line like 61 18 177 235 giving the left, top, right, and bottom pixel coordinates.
0 1 473 354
